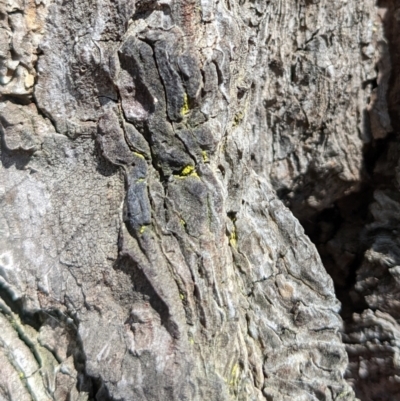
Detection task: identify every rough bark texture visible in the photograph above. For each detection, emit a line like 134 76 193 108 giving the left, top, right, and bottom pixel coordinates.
0 0 398 400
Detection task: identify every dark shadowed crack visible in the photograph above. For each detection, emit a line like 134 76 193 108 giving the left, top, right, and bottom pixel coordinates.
275 2 400 398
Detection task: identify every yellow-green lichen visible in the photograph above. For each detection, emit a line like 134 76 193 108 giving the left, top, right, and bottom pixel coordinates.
179 165 199 178
201 150 209 162
139 226 146 234
133 151 145 159
233 112 244 127
336 390 353 400
181 165 194 176
181 93 190 116
136 178 145 183
229 229 237 247
179 293 185 300
174 165 200 179
228 214 237 247
229 363 240 387
10 318 18 330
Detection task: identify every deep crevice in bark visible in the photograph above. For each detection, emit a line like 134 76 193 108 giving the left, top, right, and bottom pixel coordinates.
276 2 400 397
295 132 394 319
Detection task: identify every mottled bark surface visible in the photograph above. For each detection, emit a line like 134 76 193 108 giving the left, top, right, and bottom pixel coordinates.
0 1 398 400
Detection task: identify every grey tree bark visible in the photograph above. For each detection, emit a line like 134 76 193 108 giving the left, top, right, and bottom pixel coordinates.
0 0 397 400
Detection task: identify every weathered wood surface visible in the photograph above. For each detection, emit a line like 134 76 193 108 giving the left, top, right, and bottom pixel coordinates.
1 0 398 400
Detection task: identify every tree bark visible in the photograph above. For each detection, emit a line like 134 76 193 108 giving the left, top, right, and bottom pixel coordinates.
0 0 394 400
